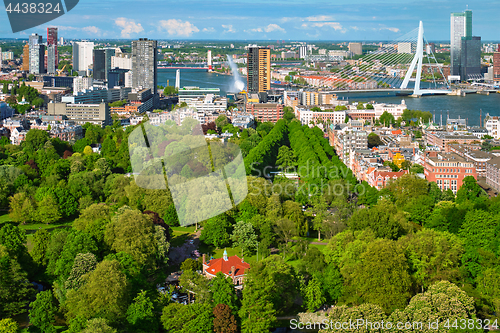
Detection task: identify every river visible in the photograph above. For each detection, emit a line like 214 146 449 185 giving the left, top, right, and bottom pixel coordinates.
157 68 500 127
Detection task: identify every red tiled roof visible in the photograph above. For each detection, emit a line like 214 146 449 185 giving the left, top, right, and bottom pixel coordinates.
392 129 402 135
203 255 250 277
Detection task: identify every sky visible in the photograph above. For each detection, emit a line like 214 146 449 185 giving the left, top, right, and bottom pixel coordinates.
0 0 499 41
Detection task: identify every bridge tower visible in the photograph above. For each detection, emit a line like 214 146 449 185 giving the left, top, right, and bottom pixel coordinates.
400 21 424 95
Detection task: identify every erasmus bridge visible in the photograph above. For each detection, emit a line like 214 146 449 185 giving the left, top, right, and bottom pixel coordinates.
314 21 452 96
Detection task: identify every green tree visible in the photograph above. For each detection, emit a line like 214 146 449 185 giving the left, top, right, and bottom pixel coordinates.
161 302 214 333
105 208 157 266
276 146 297 171
200 215 232 248
335 105 348 111
31 229 51 266
0 318 18 333
65 253 97 290
379 111 395 126
0 245 35 317
303 275 326 312
215 115 230 131
8 192 36 224
343 238 411 313
211 272 239 311
81 318 117 333
398 229 464 293
65 260 129 323
230 221 258 255
29 290 57 333
367 132 382 148
37 195 61 224
456 176 487 204
126 290 158 333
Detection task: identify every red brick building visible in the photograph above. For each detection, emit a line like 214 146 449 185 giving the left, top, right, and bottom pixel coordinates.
202 250 250 289
367 169 409 190
245 103 283 123
423 151 477 193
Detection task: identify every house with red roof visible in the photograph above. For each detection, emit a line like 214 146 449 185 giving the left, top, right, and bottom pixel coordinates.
202 250 250 289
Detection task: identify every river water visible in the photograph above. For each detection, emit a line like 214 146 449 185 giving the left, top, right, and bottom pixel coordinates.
158 68 500 127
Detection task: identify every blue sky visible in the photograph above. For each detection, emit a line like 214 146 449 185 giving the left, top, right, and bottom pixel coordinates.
1 0 499 41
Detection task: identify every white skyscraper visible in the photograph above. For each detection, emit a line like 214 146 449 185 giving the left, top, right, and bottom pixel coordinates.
207 50 212 70
451 10 472 77
175 69 180 89
299 45 307 59
73 41 94 73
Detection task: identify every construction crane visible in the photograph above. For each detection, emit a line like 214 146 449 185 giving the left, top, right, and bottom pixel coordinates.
56 64 67 76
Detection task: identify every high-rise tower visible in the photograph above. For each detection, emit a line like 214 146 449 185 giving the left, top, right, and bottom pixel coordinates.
29 33 45 74
132 38 158 94
450 9 480 80
247 45 270 94
73 41 94 73
47 27 58 73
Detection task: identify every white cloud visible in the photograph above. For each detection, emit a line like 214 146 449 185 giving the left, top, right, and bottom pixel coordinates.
115 17 144 38
158 19 199 37
303 22 344 31
222 25 236 33
264 24 285 33
82 26 101 36
380 27 400 32
58 26 79 31
202 27 216 33
306 15 334 22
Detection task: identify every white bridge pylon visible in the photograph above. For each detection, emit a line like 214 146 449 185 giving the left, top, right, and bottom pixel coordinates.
400 21 451 96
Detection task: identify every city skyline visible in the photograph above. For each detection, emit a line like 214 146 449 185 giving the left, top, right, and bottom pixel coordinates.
1 0 500 40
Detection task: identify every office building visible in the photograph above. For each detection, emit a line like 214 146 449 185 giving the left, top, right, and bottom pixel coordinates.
493 45 500 80
460 36 481 80
22 44 29 71
132 38 157 94
298 45 307 59
348 42 363 56
47 27 58 73
43 76 75 88
247 45 270 94
48 102 111 127
59 37 64 45
108 68 129 88
423 151 477 193
73 76 94 93
451 10 472 76
47 45 57 74
73 41 94 72
178 87 220 103
450 9 480 80
111 54 132 70
29 34 45 74
93 48 116 81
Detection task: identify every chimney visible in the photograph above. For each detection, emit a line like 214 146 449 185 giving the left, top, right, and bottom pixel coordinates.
231 266 235 280
202 254 206 265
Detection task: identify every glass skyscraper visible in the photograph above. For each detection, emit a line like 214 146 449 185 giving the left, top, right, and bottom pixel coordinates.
450 10 480 80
